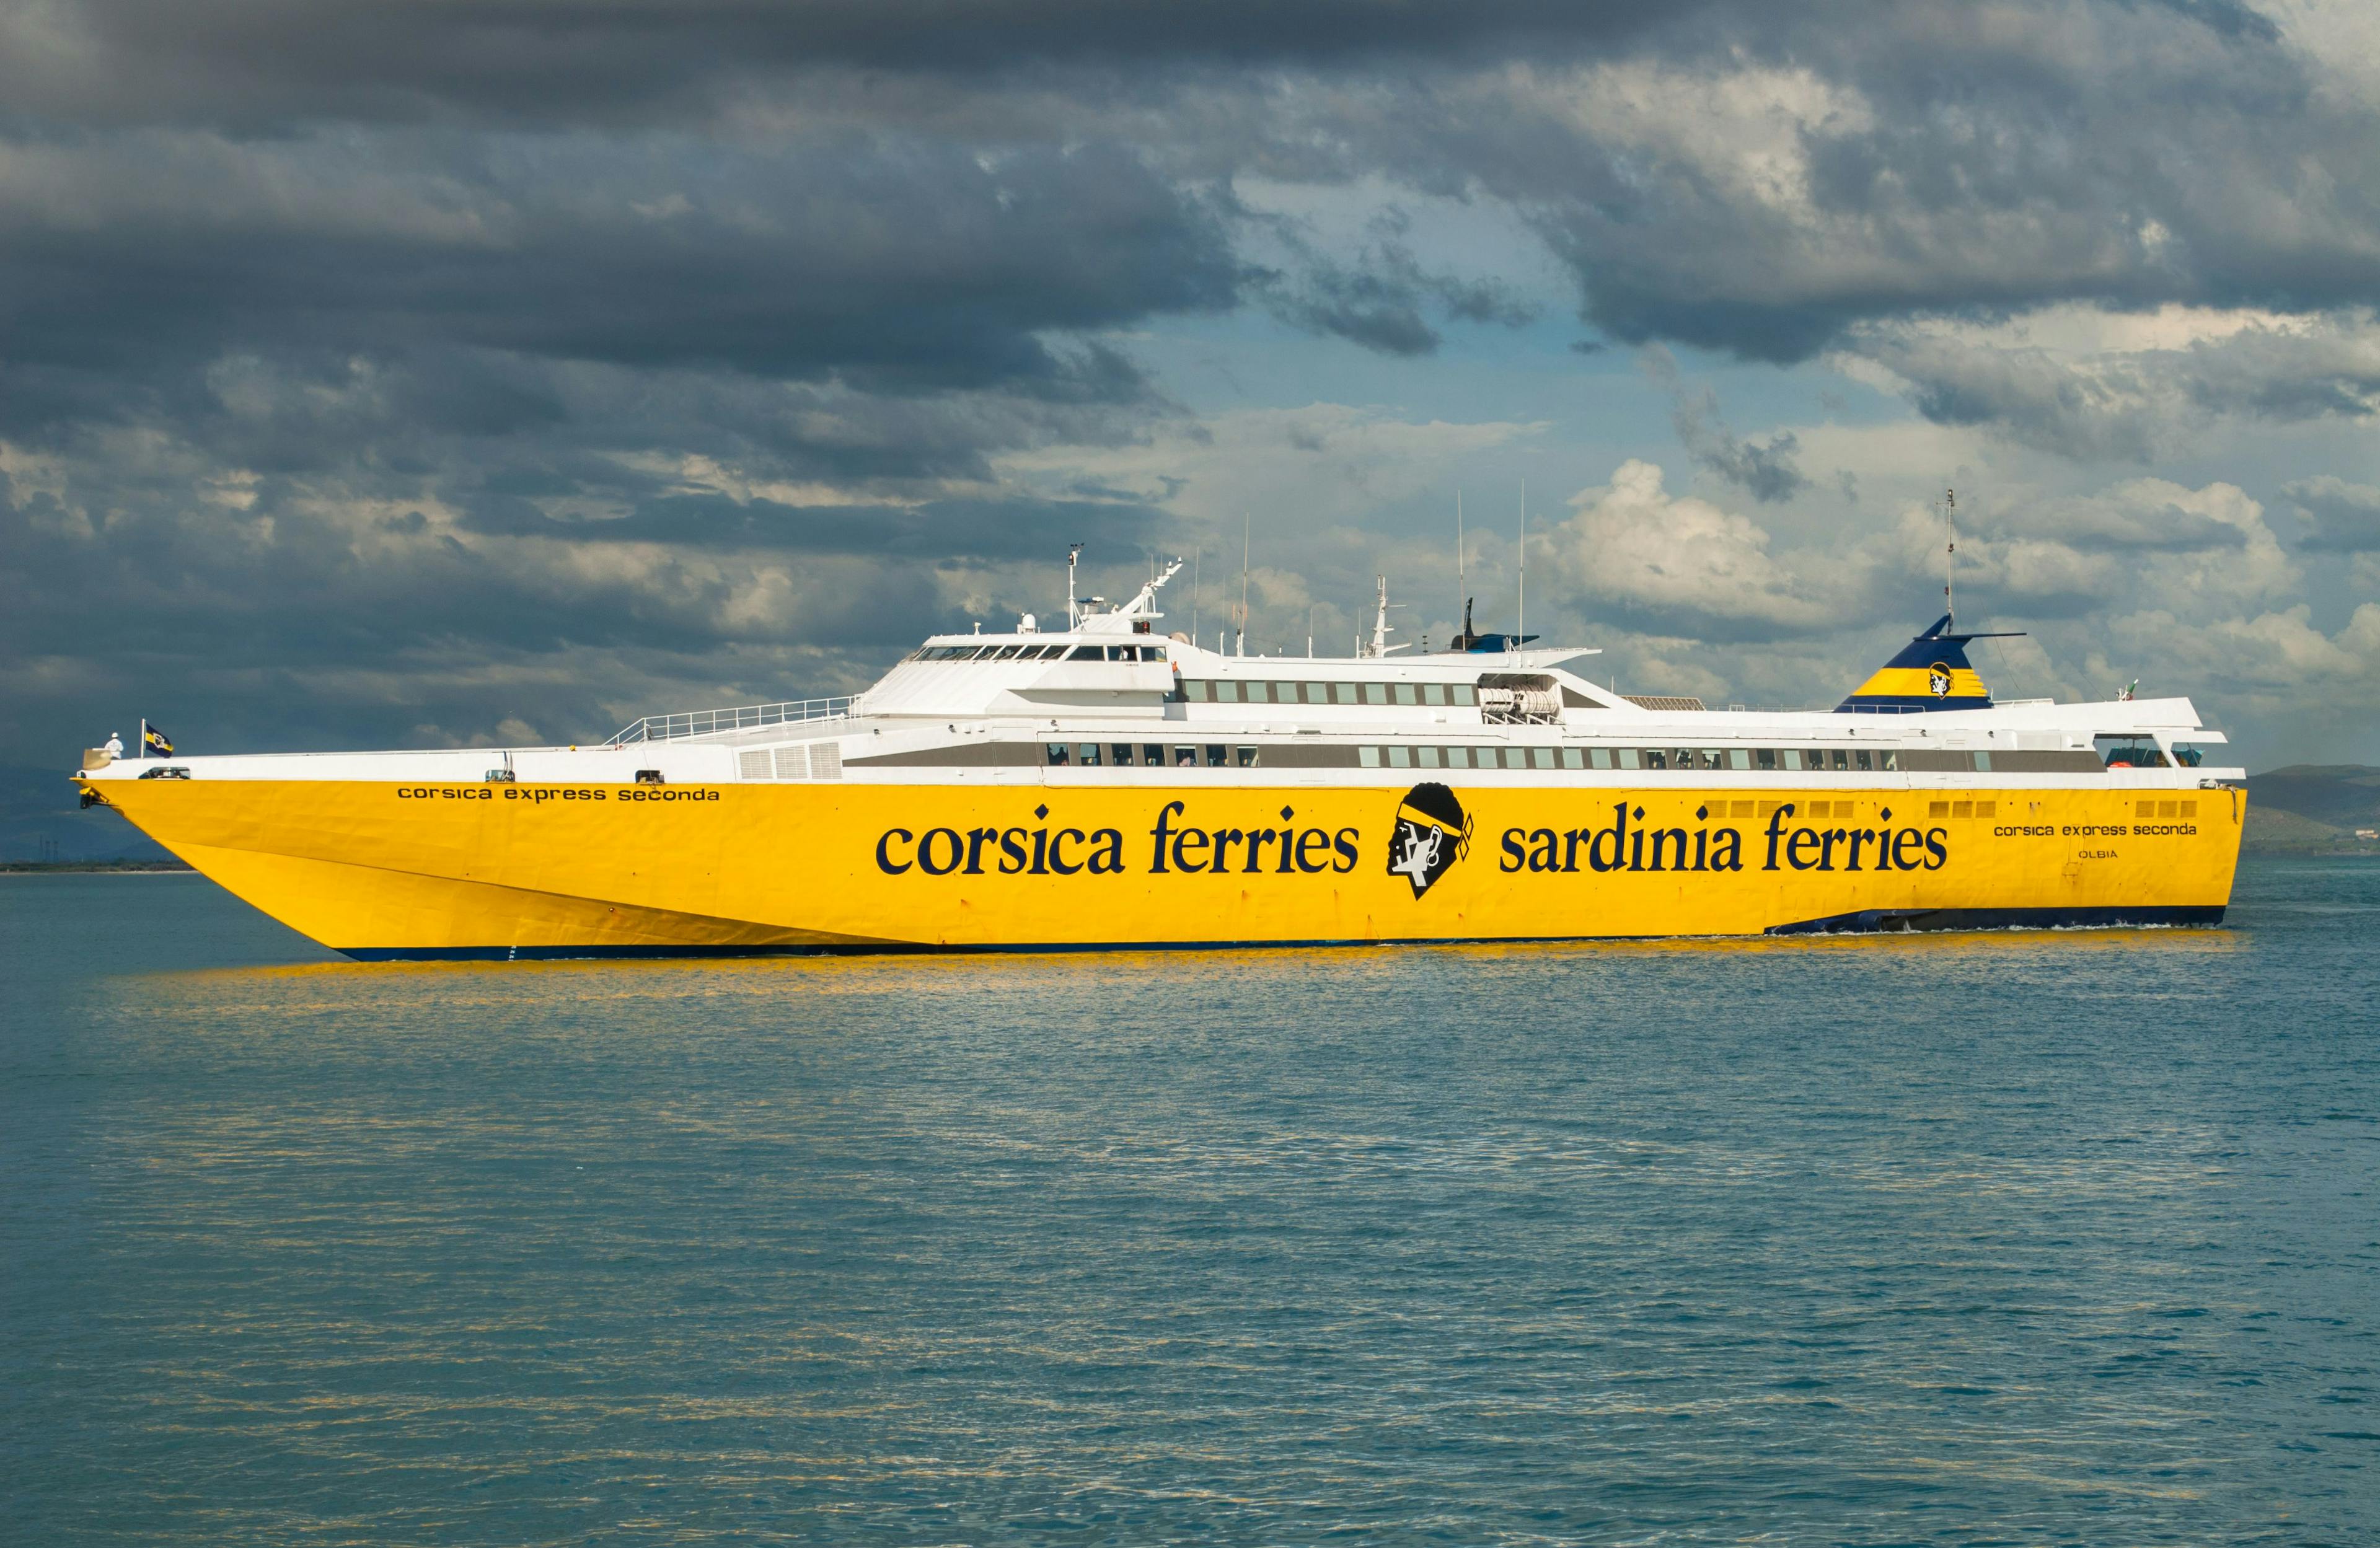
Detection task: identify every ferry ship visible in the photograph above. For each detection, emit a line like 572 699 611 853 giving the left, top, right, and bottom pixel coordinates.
74 557 2243 959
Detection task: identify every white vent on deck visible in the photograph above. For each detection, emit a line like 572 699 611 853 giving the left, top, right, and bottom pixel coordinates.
774 745 809 780
738 749 769 780
812 742 842 780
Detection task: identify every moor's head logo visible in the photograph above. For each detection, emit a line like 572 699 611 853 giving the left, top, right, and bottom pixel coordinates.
1388 781 1471 899
1928 661 1954 697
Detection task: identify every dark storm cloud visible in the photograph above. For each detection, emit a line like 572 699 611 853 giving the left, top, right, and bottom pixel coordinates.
1233 1 2371 362
10 0 2380 779
460 490 1165 561
2284 477 2380 552
1259 239 1536 357
0 133 1234 389
2 1 1696 125
1639 348 1809 503
1841 315 2380 463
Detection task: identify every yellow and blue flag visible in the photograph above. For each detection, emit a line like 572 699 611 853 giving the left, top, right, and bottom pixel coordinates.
142 724 174 757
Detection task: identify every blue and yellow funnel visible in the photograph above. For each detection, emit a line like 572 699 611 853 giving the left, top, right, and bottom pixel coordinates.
1836 615 2019 713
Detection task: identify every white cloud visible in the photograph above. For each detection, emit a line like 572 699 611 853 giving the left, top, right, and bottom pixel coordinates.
1547 458 1842 638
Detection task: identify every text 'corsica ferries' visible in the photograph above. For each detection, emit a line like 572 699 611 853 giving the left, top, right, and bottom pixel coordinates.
75 556 2244 959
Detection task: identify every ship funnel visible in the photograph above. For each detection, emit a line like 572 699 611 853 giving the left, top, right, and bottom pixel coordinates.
1835 613 2022 713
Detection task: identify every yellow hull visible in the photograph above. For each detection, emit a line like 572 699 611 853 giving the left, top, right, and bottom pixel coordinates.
84 778 2243 958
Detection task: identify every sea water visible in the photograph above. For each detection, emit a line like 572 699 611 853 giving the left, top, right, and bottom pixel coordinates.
2 861 2375 1544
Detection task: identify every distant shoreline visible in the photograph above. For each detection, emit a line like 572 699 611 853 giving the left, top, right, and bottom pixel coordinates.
0 861 195 874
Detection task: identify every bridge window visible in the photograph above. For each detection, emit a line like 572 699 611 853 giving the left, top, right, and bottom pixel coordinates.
1562 749 1584 769
1421 684 1446 706
1451 685 1477 707
1394 684 1418 705
1418 746 1440 768
1445 746 1470 768
1359 747 1381 767
1387 746 1411 768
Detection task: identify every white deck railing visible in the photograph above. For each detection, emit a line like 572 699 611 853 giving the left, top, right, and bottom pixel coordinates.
609 696 853 745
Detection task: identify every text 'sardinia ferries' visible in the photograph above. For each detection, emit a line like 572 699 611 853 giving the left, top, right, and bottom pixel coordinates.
74 556 2244 959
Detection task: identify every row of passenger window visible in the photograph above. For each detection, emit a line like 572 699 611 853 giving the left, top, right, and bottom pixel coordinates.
1049 743 1259 768
1180 680 1479 706
1042 742 1913 771
911 643 1166 664
1358 745 1906 771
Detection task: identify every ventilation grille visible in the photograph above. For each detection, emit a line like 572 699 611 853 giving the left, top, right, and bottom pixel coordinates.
739 742 844 780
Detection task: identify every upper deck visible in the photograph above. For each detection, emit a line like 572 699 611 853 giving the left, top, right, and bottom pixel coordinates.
73 555 2242 791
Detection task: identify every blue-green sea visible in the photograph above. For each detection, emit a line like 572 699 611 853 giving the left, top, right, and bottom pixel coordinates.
4 861 2376 1544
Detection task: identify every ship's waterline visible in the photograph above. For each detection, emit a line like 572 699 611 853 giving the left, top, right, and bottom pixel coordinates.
73 559 2244 957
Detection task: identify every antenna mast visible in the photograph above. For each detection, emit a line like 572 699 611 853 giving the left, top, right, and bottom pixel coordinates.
1065 543 1083 628
1517 480 1527 650
1944 487 1957 629
1364 576 1410 657
1456 491 1465 640
1236 510 1250 658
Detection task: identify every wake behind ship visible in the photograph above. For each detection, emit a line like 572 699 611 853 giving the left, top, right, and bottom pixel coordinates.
74 560 2243 959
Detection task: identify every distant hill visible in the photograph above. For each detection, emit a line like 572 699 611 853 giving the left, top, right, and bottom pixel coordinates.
0 762 177 864
2244 765 2380 854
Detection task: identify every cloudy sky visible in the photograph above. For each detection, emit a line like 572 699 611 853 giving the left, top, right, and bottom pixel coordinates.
6 0 2379 770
